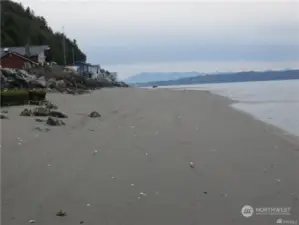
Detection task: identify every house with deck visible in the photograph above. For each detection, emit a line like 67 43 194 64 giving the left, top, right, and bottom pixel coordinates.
74 61 101 77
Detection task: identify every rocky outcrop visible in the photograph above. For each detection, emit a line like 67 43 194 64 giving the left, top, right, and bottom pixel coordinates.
44 100 58 110
49 111 68 118
1 67 129 93
46 117 66 126
0 114 9 119
33 107 50 117
20 108 33 116
89 111 101 118
20 107 68 119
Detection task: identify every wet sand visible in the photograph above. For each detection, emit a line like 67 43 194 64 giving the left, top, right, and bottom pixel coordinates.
1 88 299 225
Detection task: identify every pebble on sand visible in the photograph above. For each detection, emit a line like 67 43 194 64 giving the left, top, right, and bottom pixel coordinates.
189 162 194 168
93 150 98 155
56 210 67 217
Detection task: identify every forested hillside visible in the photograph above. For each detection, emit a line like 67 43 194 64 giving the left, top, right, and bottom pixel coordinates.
0 0 86 64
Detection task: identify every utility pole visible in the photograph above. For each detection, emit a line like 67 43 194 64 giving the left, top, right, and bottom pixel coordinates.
72 46 75 65
62 26 66 66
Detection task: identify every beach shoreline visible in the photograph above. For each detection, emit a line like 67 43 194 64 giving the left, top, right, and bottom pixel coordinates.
2 88 299 225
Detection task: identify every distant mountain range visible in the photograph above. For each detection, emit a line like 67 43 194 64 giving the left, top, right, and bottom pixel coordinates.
124 72 201 84
127 70 299 86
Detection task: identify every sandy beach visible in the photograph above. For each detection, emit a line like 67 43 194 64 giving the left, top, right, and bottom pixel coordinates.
1 88 299 225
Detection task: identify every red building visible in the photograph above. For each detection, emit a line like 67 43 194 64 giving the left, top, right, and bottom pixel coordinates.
0 52 38 69
0 45 49 69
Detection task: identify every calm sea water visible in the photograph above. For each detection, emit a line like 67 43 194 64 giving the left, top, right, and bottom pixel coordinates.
161 80 299 137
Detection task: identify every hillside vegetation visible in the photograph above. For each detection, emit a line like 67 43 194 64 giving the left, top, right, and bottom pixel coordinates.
1 0 86 64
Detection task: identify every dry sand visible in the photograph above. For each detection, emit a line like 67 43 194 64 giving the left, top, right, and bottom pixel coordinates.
1 88 299 225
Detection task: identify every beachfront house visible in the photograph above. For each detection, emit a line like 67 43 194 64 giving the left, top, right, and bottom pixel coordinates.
0 52 39 69
74 61 101 78
0 45 50 68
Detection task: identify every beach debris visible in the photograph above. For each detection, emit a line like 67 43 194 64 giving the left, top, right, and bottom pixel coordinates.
131 125 135 129
275 178 281 182
33 127 50 132
89 111 101 118
112 176 115 179
130 183 135 187
46 117 65 126
221 192 228 197
20 108 33 116
88 128 95 131
145 153 148 156
33 107 50 117
178 116 181 119
93 149 98 155
140 192 147 196
35 118 45 122
155 191 159 195
49 111 68 118
0 114 9 119
17 138 23 145
47 164 51 167
86 203 91 207
189 162 195 168
292 193 299 200
56 210 67 217
29 219 36 223
80 221 84 224
137 197 141 200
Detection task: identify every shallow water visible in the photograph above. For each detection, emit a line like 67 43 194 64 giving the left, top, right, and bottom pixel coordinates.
161 80 299 137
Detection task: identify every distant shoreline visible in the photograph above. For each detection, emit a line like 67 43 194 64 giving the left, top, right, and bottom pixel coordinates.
128 70 299 87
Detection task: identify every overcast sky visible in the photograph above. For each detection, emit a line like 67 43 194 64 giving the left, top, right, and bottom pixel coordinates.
18 0 299 79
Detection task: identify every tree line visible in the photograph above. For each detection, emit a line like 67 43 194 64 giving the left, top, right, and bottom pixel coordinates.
1 0 86 65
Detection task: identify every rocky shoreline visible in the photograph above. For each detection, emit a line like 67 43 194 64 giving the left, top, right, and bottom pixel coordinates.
0 66 129 95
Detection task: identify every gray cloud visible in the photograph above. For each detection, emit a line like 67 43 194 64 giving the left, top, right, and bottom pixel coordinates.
18 0 299 77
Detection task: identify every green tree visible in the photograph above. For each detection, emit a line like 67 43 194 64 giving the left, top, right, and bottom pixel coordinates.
1 0 86 63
